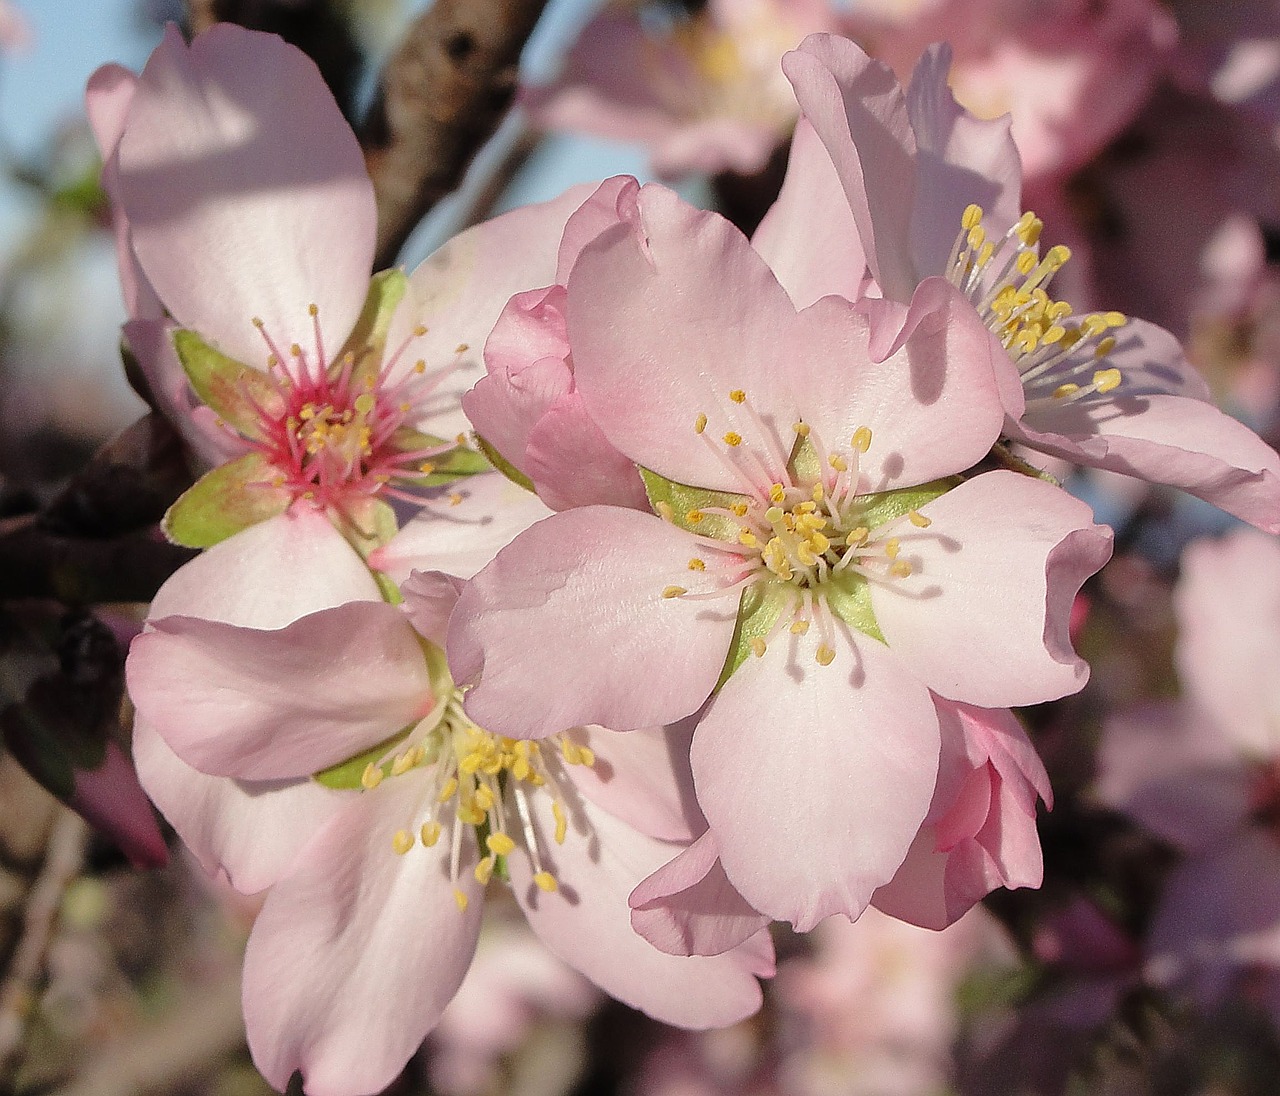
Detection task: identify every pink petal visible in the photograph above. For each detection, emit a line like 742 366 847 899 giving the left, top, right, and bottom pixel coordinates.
511 787 772 1028
782 34 919 300
904 43 1024 282
1176 530 1280 752
692 626 940 930
524 392 650 510
243 770 485 1096
128 602 432 781
629 830 770 957
117 25 375 368
555 176 642 284
565 723 701 844
751 118 870 309
449 506 738 739
400 571 466 647
402 183 597 441
370 474 553 587
872 471 1112 707
68 742 168 869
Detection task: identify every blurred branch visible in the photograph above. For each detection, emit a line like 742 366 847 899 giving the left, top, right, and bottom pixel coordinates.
0 809 88 1088
362 0 552 268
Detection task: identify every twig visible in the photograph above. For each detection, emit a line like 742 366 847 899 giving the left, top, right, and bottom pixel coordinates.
0 809 89 1087
362 0 553 269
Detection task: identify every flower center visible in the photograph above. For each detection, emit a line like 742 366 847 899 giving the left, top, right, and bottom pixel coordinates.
657 392 940 669
944 204 1128 410
355 671 594 911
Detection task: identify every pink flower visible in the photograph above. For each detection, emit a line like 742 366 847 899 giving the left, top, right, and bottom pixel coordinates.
522 0 837 177
768 34 1280 533
88 25 592 553
1097 529 1280 1011
127 572 772 1096
449 181 1110 931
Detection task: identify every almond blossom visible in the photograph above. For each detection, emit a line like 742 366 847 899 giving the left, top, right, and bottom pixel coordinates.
762 33 1280 533
127 569 772 1096
89 24 591 561
449 181 1111 932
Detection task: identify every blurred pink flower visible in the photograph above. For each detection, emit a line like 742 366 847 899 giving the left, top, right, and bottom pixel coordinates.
769 34 1280 533
449 180 1109 932
522 0 837 177
1097 529 1280 1012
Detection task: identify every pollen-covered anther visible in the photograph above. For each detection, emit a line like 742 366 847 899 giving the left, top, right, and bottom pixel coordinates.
361 762 384 790
420 821 442 847
688 557 706 571
815 643 836 667
908 510 931 528
729 389 747 403
1093 367 1122 393
392 829 415 855
750 637 767 658
663 585 688 599
695 412 708 434
723 431 743 447
851 426 872 453
453 889 469 911
533 871 559 893
790 619 809 635
890 559 913 578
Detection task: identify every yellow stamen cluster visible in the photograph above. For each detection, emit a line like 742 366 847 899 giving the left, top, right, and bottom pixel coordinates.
291 394 377 462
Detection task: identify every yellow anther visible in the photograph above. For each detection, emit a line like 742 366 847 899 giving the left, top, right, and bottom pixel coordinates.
695 413 708 434
290 342 303 357
967 225 986 250
1042 325 1066 345
815 644 836 667
976 241 995 267
828 454 848 472
750 637 767 658
449 493 463 507
723 431 743 447
354 393 376 414
810 531 831 554
413 361 427 374
686 509 704 524
663 585 687 599
687 558 706 571
1082 314 1109 338
764 506 784 524
797 500 817 514
769 483 786 503
512 757 531 782
730 502 749 516
738 530 758 547
908 510 931 528
473 784 495 811
420 821 442 847
890 559 913 578
474 856 496 885
361 762 384 790
453 888 469 911
486 832 516 857
811 483 825 502
1094 336 1117 359
438 777 459 803
578 746 595 766
390 752 416 777
884 537 900 559
851 426 872 452
307 302 319 317
1018 218 1043 247
457 803 486 826
419 462 436 475
1092 368 1122 393
252 316 265 328
1016 251 1038 276
552 801 568 845
413 324 428 337
392 829 415 855
1049 300 1073 321
533 871 559 893
729 389 746 403
1045 244 1071 267
455 343 469 353
790 619 810 635
962 203 984 230
846 526 869 546
793 422 810 437
1104 311 1127 328
561 739 583 765
1053 383 1081 399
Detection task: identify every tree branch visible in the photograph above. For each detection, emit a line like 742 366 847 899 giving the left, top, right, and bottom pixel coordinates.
362 0 552 269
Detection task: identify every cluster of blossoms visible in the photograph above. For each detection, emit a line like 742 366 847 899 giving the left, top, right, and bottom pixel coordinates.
100 19 1280 1096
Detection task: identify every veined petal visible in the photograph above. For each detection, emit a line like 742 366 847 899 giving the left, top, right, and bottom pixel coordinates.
872 471 1112 707
511 787 772 1029
243 770 485 1096
128 602 432 781
629 829 770 957
370 473 554 587
118 25 375 366
782 33 919 301
692 626 940 931
449 506 738 740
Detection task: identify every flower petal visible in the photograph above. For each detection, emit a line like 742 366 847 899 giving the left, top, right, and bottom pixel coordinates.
450 506 738 739
629 829 770 956
872 471 1112 707
118 25 375 367
243 770 485 1096
128 602 432 781
692 626 940 930
511 786 771 1029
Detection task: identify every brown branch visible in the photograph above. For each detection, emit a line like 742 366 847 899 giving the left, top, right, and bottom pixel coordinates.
362 0 552 269
0 810 88 1087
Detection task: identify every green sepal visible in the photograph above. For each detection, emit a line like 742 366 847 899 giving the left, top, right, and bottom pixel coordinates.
335 496 399 561
173 328 280 438
858 477 959 529
313 727 411 790
639 467 749 541
374 570 403 604
475 434 535 493
337 269 409 389
788 432 821 483
824 572 885 643
394 428 492 487
162 451 291 548
714 579 793 691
